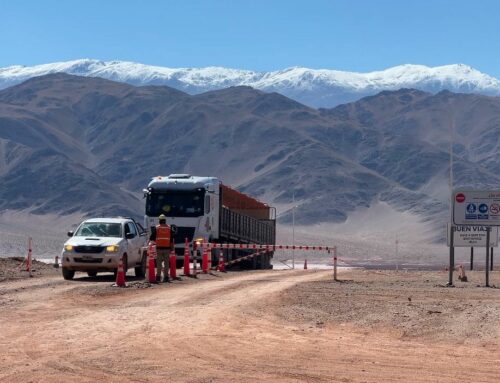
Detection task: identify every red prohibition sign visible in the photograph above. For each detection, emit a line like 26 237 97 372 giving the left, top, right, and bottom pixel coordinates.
455 193 465 203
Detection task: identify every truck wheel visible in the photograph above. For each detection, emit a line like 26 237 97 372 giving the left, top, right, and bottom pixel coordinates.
87 271 98 277
135 253 146 278
62 268 75 280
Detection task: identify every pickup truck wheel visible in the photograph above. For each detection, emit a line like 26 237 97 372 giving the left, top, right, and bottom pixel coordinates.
62 267 75 280
135 253 146 278
87 271 97 277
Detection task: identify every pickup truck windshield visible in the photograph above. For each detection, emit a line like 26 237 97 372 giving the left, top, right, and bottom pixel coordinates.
146 190 205 217
75 223 122 237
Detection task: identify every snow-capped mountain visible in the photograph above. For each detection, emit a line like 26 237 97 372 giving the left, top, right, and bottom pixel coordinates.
1 59 500 107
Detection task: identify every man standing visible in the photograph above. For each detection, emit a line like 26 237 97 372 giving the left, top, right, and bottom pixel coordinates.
150 214 172 283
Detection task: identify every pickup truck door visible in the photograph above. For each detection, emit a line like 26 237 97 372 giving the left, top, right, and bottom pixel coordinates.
125 222 141 263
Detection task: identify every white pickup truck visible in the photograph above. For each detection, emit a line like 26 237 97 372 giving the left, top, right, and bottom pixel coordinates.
60 217 148 280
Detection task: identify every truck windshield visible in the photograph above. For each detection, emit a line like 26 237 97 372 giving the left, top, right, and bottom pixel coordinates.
146 190 205 217
75 223 122 237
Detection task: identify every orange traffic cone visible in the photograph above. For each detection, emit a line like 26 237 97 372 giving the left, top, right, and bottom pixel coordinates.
304 259 308 269
169 249 177 280
114 256 126 287
183 237 190 276
147 242 156 283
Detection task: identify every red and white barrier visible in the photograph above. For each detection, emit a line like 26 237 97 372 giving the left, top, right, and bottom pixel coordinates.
205 243 333 251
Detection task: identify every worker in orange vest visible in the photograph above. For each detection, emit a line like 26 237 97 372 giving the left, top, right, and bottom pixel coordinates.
150 214 172 282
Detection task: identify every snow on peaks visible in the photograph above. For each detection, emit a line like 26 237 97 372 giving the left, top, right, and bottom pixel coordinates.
1 59 499 107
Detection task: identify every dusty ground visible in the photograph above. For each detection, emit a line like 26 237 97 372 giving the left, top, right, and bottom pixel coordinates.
0 261 499 382
0 257 60 282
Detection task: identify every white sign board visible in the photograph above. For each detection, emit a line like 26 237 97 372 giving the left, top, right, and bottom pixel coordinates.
453 190 500 226
446 224 498 247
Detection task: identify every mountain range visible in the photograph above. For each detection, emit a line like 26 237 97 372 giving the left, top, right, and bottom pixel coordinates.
1 73 499 242
2 59 500 107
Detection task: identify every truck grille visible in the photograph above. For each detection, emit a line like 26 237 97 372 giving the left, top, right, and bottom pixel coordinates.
74 258 103 263
74 246 104 254
173 227 195 245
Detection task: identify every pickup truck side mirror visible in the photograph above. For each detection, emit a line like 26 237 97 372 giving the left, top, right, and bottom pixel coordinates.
126 233 135 240
67 231 74 237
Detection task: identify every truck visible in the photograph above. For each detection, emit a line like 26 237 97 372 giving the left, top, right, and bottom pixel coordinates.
143 174 276 269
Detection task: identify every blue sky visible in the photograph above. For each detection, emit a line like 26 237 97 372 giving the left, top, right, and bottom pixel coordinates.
1 0 500 77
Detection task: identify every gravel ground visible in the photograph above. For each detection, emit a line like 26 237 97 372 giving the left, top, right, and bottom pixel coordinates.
272 269 500 345
0 257 60 282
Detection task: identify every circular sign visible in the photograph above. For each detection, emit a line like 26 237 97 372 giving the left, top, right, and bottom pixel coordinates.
455 193 465 203
466 203 476 214
490 203 500 214
479 203 489 214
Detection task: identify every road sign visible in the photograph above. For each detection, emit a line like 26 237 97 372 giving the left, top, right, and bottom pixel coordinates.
446 223 498 247
453 190 500 226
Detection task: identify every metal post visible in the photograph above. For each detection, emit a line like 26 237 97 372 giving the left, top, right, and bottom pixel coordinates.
333 247 338 282
486 228 490 287
470 247 474 270
490 247 494 271
448 225 454 286
28 237 33 278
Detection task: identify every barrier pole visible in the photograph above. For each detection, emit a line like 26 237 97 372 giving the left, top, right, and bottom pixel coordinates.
333 247 338 281
192 248 198 277
202 242 208 274
28 237 32 277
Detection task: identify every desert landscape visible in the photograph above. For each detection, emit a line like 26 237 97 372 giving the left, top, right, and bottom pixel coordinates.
0 259 499 382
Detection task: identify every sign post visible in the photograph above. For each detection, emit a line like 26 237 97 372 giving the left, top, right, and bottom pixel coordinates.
448 225 454 286
491 247 494 271
470 247 474 270
453 190 500 287
486 228 490 287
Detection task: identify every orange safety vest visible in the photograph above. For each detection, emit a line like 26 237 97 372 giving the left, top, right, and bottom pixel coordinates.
156 224 171 248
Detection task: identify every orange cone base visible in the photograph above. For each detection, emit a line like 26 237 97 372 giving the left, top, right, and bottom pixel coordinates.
169 254 177 280
114 265 127 287
147 257 157 283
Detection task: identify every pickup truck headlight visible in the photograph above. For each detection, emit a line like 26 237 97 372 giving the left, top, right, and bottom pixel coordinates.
106 245 119 253
64 245 73 251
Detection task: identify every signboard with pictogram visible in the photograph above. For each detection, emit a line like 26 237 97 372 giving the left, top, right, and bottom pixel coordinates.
453 190 500 226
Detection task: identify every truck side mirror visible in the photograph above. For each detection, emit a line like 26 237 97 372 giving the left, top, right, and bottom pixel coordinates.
67 231 74 237
126 233 135 239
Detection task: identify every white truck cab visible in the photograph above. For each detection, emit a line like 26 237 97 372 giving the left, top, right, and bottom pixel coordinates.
144 175 220 252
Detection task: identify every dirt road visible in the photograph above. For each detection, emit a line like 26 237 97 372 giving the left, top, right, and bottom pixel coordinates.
0 268 499 382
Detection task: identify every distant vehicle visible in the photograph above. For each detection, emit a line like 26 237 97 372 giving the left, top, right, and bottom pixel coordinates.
61 217 148 280
143 174 276 269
